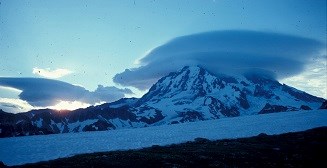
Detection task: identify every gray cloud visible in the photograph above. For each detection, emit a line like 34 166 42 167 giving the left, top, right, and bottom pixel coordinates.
83 85 133 104
0 78 133 107
113 30 325 90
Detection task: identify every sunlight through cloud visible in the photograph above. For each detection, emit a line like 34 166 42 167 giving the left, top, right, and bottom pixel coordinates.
48 100 90 111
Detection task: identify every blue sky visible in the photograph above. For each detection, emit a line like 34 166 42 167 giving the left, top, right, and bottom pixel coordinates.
0 0 326 112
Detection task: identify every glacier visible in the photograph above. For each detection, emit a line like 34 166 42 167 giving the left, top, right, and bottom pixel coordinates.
0 109 326 166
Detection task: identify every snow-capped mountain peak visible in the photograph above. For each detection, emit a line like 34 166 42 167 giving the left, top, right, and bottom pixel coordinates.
134 66 324 123
139 66 216 102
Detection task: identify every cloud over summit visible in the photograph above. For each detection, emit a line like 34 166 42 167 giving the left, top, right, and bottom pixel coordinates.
113 30 325 90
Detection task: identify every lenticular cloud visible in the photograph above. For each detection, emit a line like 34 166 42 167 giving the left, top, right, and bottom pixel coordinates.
0 78 133 107
113 30 325 90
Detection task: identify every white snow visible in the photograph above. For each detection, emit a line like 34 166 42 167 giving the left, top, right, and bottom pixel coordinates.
34 118 43 128
67 119 98 132
0 110 326 166
56 122 65 133
137 108 157 119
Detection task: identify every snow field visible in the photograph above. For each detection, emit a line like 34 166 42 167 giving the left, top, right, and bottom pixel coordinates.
0 109 326 166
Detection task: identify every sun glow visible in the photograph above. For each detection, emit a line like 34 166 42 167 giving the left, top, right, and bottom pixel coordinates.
49 101 90 111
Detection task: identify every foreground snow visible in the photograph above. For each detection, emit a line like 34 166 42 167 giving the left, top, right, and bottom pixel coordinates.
1 110 327 166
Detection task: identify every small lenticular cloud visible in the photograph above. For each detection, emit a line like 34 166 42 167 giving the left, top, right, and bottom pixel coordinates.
0 98 34 113
0 77 134 108
33 67 72 79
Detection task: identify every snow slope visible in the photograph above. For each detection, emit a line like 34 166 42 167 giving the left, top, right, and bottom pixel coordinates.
1 109 326 166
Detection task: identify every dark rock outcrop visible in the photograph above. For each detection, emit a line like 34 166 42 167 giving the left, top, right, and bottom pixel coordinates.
319 101 327 109
259 103 298 114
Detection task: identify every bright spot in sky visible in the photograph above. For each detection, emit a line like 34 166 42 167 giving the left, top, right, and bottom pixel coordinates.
49 101 90 111
281 56 327 99
32 68 72 79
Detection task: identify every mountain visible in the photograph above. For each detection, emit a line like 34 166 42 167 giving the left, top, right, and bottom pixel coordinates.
131 66 323 123
0 66 325 137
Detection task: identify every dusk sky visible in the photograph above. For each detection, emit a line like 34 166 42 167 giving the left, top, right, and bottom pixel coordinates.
0 0 326 113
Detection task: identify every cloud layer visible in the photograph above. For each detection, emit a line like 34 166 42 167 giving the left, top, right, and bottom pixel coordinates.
113 30 325 90
0 77 133 107
33 67 72 79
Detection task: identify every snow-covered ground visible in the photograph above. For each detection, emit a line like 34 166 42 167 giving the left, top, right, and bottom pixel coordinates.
1 110 327 166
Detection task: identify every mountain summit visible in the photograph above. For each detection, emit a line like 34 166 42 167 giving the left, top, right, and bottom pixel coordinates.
0 66 325 137
132 66 324 124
